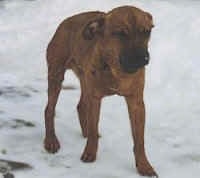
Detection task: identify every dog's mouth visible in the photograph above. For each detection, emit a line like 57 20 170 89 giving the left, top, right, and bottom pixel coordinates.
119 56 149 73
119 49 150 73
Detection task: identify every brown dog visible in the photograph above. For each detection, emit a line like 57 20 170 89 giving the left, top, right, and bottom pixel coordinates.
44 6 156 177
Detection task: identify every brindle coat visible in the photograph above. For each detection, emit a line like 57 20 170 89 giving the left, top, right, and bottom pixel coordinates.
44 6 156 177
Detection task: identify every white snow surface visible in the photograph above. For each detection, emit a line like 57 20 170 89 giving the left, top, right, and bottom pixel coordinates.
0 0 200 177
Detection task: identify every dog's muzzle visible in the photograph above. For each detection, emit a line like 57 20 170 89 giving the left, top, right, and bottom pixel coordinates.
119 48 150 73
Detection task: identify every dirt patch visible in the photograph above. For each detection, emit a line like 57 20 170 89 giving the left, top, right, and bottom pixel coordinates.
0 87 31 98
0 119 35 129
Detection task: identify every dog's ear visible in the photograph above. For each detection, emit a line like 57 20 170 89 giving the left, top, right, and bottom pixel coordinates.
130 8 154 33
83 17 105 40
137 12 154 32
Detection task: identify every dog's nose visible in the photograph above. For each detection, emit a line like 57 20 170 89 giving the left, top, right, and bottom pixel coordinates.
119 48 150 73
134 47 150 63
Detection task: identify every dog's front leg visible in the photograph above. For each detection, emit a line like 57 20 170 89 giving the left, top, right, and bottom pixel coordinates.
81 94 101 162
125 95 157 177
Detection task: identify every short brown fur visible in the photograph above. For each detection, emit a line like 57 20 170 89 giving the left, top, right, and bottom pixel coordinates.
44 6 156 177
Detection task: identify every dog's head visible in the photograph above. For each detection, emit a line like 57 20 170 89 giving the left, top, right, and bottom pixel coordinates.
82 6 154 77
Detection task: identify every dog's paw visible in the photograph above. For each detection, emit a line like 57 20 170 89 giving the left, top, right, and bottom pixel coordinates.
81 152 96 162
81 141 97 162
137 164 158 177
80 137 98 162
44 135 60 153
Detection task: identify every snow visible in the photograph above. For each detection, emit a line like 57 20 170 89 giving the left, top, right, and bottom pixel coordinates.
0 0 200 177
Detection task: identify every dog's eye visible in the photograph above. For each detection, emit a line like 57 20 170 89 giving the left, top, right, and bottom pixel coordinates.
112 29 129 39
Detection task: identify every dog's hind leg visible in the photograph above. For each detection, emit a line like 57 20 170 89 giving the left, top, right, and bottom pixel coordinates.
77 82 101 138
77 86 88 138
81 93 102 162
44 59 65 153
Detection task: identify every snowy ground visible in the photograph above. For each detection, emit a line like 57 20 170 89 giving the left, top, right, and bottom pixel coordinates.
0 0 200 177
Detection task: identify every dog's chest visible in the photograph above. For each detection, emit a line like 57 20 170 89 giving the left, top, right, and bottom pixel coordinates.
97 67 145 96
90 67 118 95
90 68 138 96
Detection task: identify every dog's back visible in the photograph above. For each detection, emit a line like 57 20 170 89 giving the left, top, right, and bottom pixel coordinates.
47 11 105 67
66 11 104 29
